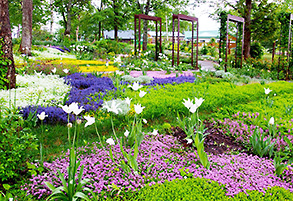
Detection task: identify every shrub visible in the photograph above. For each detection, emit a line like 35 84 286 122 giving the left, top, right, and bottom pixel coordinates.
232 186 293 200
134 177 228 201
250 42 264 59
133 179 293 201
0 107 38 181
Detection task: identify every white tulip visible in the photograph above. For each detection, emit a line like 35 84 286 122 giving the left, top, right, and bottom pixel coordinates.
264 88 272 95
139 90 147 98
124 130 130 137
106 138 115 146
51 68 57 74
84 115 95 127
102 100 122 115
125 97 132 106
151 129 158 136
183 98 193 109
128 82 143 91
37 111 48 121
194 97 204 108
69 102 84 115
134 103 145 114
269 117 274 125
186 138 193 144
63 69 69 74
59 104 72 114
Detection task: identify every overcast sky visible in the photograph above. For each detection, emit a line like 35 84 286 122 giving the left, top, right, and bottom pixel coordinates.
188 3 220 31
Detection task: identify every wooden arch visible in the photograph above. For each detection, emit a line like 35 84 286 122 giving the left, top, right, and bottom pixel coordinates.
219 14 245 71
172 14 199 69
134 14 162 61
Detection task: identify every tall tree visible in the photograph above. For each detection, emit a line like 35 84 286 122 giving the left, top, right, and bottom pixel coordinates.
19 0 33 55
211 0 279 59
103 0 133 40
9 0 50 29
53 0 91 37
0 0 16 89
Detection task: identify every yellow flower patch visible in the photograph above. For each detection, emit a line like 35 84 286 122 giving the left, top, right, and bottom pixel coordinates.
79 65 118 73
49 59 113 65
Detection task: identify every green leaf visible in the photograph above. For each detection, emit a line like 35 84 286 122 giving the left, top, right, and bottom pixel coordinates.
44 182 56 191
74 192 91 201
2 184 10 191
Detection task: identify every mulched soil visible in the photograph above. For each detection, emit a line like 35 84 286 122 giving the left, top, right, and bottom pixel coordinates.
170 120 248 155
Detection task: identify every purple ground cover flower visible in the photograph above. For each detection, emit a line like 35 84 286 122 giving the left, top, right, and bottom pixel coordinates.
215 112 293 152
23 134 293 199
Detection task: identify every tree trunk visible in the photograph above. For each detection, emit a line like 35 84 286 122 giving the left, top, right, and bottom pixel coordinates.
49 0 54 35
19 0 33 56
0 0 16 89
98 21 101 40
113 0 118 40
76 25 79 41
114 25 118 40
76 15 80 41
142 0 150 51
243 0 252 59
64 0 72 36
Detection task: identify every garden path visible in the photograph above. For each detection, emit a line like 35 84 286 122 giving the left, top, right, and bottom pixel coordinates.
129 60 218 78
199 60 218 72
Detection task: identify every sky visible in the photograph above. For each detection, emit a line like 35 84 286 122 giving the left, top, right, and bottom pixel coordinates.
188 4 220 31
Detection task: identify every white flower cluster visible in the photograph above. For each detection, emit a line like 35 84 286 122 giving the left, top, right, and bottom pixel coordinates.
102 98 131 115
158 53 168 60
0 73 71 108
121 75 153 84
70 44 86 51
14 48 76 64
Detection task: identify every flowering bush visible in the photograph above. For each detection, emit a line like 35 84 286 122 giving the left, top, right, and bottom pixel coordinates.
0 73 71 109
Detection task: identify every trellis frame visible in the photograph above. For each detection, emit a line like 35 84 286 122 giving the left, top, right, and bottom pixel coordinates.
219 14 245 72
134 14 162 61
171 14 199 69
278 13 293 80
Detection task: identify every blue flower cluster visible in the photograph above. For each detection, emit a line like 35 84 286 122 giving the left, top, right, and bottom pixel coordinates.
20 73 116 124
19 105 74 124
64 73 115 111
50 46 70 53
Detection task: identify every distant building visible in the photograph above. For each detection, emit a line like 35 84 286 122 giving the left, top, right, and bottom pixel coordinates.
184 30 220 43
103 30 134 43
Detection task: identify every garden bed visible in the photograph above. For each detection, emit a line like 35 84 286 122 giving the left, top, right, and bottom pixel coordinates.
1 66 293 200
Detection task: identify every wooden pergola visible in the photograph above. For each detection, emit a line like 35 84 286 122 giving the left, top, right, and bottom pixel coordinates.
134 14 162 61
172 14 199 69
